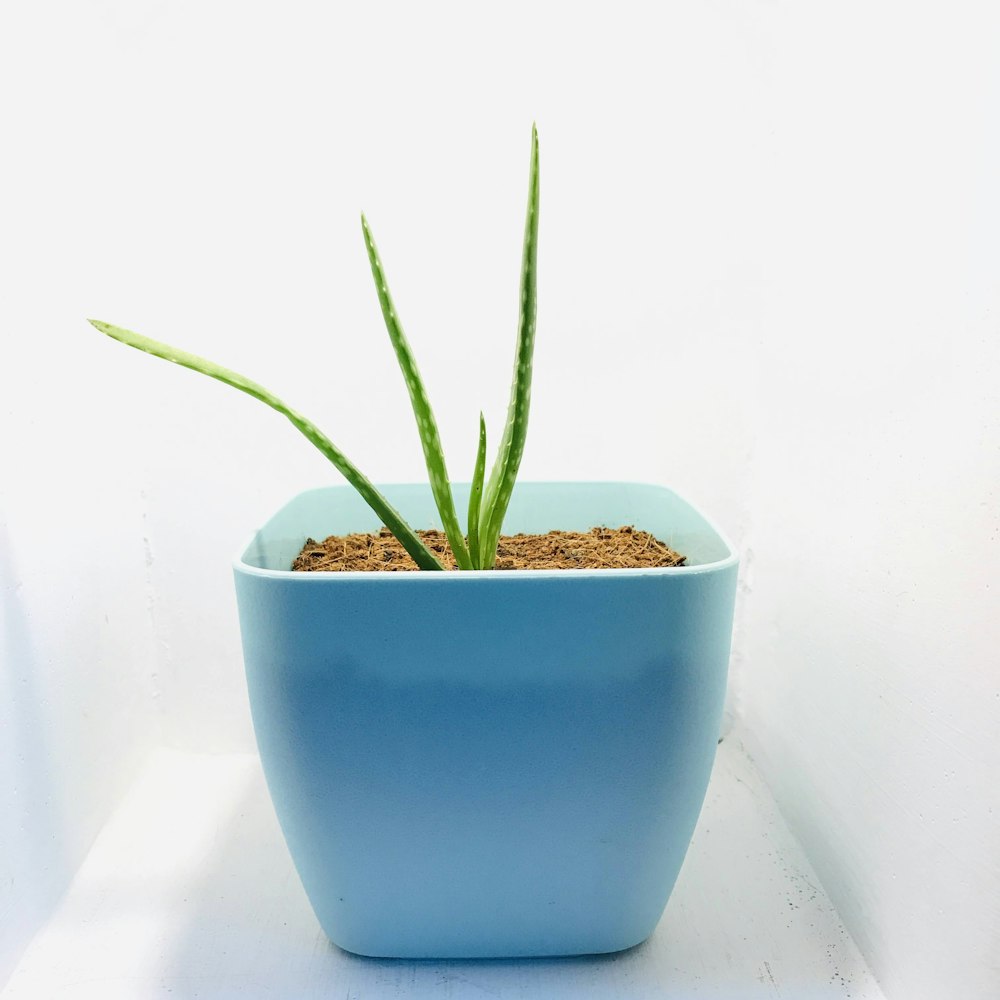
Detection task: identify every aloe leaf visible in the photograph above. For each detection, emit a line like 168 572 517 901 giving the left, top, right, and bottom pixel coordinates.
88 319 445 571
467 413 488 568
360 215 472 570
478 124 539 568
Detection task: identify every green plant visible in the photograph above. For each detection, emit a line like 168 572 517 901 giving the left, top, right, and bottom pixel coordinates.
90 125 539 571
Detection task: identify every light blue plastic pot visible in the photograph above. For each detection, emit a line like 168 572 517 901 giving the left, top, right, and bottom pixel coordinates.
234 482 737 959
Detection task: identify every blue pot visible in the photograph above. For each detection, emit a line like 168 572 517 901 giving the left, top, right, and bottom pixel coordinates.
234 482 737 959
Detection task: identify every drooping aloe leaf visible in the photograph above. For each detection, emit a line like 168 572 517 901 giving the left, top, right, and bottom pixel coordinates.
478 124 539 568
467 412 488 568
360 215 472 570
88 319 445 571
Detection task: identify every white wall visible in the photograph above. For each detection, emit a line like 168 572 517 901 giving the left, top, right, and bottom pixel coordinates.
736 7 1000 1000
2 2 997 997
0 338 161 980
4 1 767 751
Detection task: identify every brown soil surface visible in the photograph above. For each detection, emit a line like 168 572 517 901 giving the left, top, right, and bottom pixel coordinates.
291 526 686 572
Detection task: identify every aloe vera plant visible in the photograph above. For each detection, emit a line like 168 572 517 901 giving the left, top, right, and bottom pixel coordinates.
91 125 539 571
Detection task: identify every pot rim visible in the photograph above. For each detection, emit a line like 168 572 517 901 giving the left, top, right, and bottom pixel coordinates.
233 480 738 582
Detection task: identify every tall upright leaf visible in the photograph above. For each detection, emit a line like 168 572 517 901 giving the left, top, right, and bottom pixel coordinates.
478 124 540 568
361 215 472 570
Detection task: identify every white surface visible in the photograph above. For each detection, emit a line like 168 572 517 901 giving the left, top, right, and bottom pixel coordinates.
1 738 885 1000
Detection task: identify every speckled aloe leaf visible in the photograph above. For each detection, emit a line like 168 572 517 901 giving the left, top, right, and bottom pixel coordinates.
478 124 539 568
467 412 488 568
88 319 445 571
360 215 472 570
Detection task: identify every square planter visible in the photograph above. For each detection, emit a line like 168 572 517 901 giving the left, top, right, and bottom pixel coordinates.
234 481 738 959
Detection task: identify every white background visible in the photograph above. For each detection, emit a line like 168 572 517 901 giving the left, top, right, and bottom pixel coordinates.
2 3 998 998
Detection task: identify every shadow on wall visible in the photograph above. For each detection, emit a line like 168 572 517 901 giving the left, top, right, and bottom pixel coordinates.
0 520 72 985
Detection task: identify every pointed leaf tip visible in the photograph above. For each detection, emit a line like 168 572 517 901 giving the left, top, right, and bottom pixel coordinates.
89 318 116 338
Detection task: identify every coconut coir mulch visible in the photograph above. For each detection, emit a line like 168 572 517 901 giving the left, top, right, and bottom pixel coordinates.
292 526 686 572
